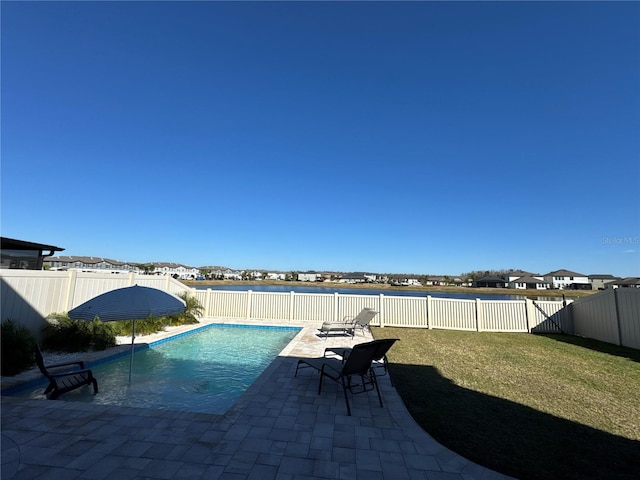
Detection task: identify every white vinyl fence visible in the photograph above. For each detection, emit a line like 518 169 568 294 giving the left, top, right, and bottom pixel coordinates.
569 288 640 349
0 270 191 336
193 288 570 333
9 270 639 349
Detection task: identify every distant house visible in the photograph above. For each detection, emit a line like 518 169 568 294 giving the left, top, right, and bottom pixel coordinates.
504 271 547 289
451 277 473 287
505 271 539 283
266 272 286 281
298 272 320 282
474 276 505 288
153 262 200 279
543 269 589 290
604 277 640 289
45 255 138 274
223 269 242 280
589 274 619 290
425 276 444 286
338 272 368 284
507 276 549 290
1 237 64 270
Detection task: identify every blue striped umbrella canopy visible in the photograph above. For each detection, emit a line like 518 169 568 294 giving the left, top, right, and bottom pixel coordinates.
68 285 186 382
68 285 186 322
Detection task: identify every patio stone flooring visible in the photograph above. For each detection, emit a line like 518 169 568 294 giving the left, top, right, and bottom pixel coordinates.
1 320 514 479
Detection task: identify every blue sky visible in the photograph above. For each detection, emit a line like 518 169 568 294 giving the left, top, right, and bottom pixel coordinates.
2 1 639 277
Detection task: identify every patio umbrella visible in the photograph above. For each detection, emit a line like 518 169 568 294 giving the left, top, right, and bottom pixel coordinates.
68 285 186 382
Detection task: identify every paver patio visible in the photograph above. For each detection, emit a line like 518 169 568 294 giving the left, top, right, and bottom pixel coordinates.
1 321 513 479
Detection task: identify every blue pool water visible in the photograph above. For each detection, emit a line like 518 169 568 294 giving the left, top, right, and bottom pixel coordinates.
10 324 300 414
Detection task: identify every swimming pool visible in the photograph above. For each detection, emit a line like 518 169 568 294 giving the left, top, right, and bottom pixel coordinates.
9 324 300 414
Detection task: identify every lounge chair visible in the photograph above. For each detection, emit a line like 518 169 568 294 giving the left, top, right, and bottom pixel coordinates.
318 308 378 339
324 338 399 384
35 345 99 400
295 338 397 415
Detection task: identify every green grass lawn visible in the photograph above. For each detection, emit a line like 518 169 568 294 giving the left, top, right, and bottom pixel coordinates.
372 327 640 480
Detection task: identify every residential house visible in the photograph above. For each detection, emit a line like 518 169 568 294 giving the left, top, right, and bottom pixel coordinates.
507 276 549 290
45 255 138 274
2 237 64 270
450 276 473 287
588 274 619 290
473 276 506 288
266 272 286 281
222 269 242 280
339 272 369 284
604 277 640 289
543 269 590 290
505 271 539 283
505 271 548 289
298 271 320 282
153 262 200 279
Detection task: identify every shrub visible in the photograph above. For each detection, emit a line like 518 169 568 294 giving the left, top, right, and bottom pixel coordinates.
1 320 36 376
42 314 116 352
166 292 204 326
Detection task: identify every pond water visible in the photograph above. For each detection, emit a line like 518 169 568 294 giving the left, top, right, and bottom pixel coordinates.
194 284 563 302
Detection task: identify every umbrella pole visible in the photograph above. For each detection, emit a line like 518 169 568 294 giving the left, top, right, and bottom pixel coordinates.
129 319 136 383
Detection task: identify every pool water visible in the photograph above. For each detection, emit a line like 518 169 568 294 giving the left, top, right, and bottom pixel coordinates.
12 324 300 414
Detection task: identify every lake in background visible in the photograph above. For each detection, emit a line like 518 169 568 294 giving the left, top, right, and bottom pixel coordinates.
193 284 563 302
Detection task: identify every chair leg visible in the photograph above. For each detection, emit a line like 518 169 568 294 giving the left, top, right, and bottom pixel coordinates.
318 368 326 394
91 378 99 394
370 369 383 407
341 377 352 416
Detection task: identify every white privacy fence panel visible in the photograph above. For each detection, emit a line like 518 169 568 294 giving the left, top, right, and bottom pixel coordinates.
480 300 528 332
430 297 478 331
379 295 428 328
1 270 71 333
571 289 620 345
616 288 640 350
201 290 247 319
251 292 290 321
570 288 640 349
292 293 336 322
8 270 636 350
71 274 134 307
337 295 380 324
0 270 191 339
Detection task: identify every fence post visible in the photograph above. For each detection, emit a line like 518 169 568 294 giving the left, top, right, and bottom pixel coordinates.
246 290 252 320
378 294 385 328
206 288 212 318
128 272 136 286
334 292 339 322
475 298 483 332
289 291 295 322
613 288 623 346
525 298 535 333
65 269 78 310
427 295 432 329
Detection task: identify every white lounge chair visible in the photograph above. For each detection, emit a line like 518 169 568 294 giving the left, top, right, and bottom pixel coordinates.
318 308 378 339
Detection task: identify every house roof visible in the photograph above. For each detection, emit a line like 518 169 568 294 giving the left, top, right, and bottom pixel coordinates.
608 277 640 286
544 269 586 277
1 237 64 254
507 270 536 277
46 255 127 266
511 276 546 284
475 276 505 282
588 274 618 280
